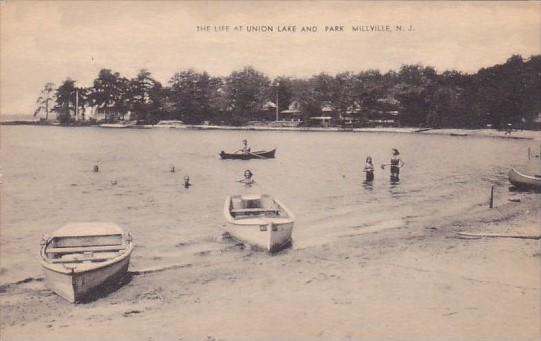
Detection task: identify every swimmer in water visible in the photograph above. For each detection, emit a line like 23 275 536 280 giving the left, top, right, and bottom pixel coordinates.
238 169 254 184
184 175 191 188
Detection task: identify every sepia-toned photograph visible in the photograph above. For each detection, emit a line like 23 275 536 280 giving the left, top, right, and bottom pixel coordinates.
1 1 540 340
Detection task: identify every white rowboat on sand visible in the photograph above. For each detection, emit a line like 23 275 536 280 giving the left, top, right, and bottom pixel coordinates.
223 194 295 252
508 168 541 189
40 222 134 303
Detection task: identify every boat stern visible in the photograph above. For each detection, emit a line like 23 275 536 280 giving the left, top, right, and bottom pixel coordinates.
267 221 294 252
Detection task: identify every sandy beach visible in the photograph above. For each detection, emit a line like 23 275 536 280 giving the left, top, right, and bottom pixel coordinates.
1 188 539 340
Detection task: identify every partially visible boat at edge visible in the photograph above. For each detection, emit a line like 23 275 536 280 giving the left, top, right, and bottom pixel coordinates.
219 149 276 160
223 194 294 252
40 222 134 303
508 168 541 189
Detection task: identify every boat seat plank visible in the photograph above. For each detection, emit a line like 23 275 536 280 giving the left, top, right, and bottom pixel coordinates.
231 208 279 214
47 255 117 264
46 244 126 254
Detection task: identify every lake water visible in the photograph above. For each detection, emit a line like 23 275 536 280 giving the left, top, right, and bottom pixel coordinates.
0 126 535 285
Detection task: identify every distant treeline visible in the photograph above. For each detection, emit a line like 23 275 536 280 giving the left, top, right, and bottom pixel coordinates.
34 54 541 129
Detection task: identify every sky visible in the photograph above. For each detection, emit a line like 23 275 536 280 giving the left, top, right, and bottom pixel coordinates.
1 1 540 115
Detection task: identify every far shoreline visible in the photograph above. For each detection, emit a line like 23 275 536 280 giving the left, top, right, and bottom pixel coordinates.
1 120 539 140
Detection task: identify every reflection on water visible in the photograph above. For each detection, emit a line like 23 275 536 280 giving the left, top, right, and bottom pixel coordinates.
0 126 534 283
362 180 374 191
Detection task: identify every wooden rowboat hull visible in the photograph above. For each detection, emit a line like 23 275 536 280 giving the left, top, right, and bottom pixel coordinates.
40 222 134 303
223 194 294 252
219 149 276 160
224 221 294 252
41 249 132 303
508 168 541 189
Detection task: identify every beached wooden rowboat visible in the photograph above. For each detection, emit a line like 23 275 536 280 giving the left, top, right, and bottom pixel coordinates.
223 194 294 252
508 168 541 189
219 149 276 160
40 222 134 303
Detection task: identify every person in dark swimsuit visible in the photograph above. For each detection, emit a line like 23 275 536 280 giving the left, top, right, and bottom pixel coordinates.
390 148 405 180
364 156 375 181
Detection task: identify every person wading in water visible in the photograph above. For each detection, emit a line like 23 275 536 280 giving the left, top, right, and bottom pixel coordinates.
381 148 405 180
363 156 375 182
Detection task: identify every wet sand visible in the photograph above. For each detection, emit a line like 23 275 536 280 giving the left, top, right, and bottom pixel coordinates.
1 191 539 341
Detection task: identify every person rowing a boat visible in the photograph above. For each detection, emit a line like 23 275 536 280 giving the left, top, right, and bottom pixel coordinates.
363 156 375 181
238 169 255 185
381 148 405 180
236 139 251 154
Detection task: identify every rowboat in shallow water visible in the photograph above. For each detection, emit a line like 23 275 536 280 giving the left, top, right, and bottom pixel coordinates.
508 168 541 189
219 149 276 160
223 194 294 252
40 222 134 303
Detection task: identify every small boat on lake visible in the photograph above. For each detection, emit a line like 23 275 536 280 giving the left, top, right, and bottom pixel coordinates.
219 149 276 160
223 194 294 252
99 121 137 128
40 222 134 303
155 120 186 128
508 168 541 189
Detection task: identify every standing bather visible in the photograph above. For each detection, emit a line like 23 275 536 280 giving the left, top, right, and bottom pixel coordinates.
390 148 405 180
364 156 375 182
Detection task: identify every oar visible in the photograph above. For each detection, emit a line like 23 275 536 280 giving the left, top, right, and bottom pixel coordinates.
381 163 405 169
249 151 266 159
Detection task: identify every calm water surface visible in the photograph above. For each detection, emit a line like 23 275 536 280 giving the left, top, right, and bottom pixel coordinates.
0 126 534 284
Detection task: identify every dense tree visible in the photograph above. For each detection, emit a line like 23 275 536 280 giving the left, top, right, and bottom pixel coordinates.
53 79 77 124
169 70 216 124
394 65 438 126
223 67 271 124
272 77 294 115
127 69 164 123
47 53 540 129
88 69 129 121
334 72 361 117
